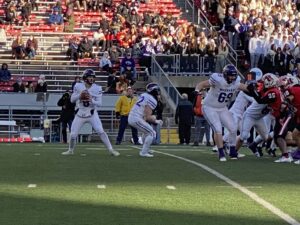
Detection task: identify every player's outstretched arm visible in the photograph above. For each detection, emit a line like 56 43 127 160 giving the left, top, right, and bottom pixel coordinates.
238 83 249 92
195 80 211 92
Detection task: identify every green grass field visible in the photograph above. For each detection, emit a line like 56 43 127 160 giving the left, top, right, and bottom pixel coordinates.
0 143 299 225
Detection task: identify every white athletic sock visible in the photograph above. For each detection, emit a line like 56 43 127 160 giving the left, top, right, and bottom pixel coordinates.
254 135 263 144
69 137 76 152
99 132 113 151
141 135 153 154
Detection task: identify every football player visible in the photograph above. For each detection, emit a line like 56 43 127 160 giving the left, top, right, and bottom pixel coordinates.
243 73 295 163
62 69 120 156
128 83 163 157
223 68 262 152
237 73 281 157
195 64 249 161
282 76 300 164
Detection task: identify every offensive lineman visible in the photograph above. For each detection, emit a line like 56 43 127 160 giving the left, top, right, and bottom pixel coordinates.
195 64 249 161
62 69 120 156
223 68 262 147
128 83 163 157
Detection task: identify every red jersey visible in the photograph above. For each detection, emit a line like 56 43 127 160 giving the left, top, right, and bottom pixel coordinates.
284 85 300 120
261 87 283 118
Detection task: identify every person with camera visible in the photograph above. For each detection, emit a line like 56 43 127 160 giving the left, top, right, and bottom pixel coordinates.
57 90 76 143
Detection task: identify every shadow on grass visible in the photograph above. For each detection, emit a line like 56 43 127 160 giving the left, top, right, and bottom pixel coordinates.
0 193 287 225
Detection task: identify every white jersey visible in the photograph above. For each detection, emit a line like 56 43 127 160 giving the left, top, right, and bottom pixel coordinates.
203 73 241 109
129 93 157 119
229 91 254 119
72 82 102 118
244 100 267 119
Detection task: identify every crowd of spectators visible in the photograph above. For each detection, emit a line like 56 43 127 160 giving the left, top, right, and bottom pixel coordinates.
0 0 37 25
198 0 300 76
10 0 300 89
1 0 231 76
11 34 38 59
59 0 230 73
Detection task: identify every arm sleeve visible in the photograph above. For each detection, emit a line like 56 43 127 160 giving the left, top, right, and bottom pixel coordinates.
71 84 81 103
209 73 222 87
115 96 122 113
251 90 277 104
91 86 103 107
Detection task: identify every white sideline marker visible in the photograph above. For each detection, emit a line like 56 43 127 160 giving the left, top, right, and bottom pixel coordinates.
166 185 176 190
97 185 106 189
153 149 300 225
27 184 37 188
81 153 87 157
34 153 40 156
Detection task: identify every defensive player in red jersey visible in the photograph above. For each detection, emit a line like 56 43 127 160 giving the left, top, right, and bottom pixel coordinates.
246 73 294 162
283 76 300 164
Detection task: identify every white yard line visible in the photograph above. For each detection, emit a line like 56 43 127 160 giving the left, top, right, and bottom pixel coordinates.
27 184 37 188
216 185 263 189
156 150 300 225
132 146 300 225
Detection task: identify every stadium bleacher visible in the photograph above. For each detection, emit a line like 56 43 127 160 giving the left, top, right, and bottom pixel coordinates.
0 0 188 93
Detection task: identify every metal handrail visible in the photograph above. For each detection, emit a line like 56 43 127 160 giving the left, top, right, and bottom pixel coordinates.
197 9 244 78
151 55 182 113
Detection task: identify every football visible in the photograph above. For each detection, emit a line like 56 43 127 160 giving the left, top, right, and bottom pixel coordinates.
80 91 90 101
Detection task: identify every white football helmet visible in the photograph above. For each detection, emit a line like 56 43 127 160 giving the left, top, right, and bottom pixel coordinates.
286 75 300 88
146 83 160 98
261 73 279 89
249 68 263 81
278 75 289 88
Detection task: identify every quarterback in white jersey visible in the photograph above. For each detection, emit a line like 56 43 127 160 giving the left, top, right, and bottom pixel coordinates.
62 69 119 156
128 83 163 157
195 64 249 161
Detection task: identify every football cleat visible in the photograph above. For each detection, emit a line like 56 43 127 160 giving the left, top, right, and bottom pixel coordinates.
148 149 154 154
219 157 227 162
274 156 293 163
294 160 300 165
61 150 74 155
267 148 276 157
237 153 246 158
248 143 261 157
257 146 263 157
139 152 154 157
109 149 120 157
212 145 218 152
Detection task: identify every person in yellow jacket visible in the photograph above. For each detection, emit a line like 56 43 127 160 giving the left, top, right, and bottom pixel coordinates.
115 86 140 145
